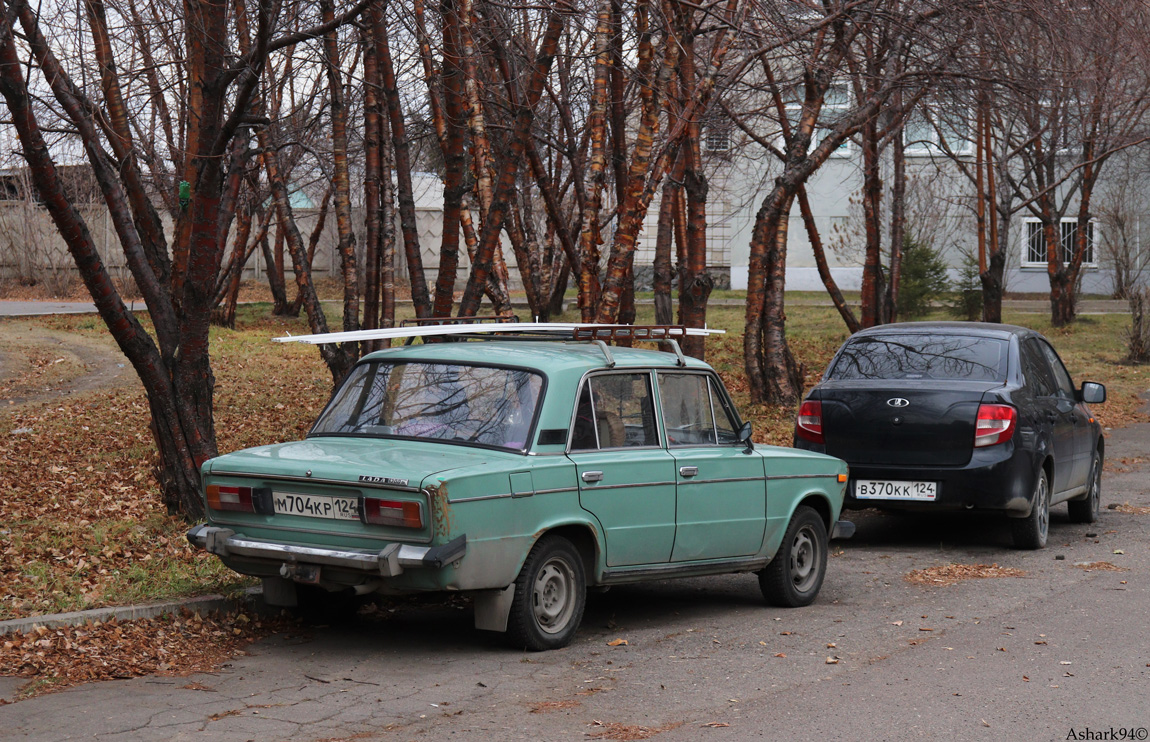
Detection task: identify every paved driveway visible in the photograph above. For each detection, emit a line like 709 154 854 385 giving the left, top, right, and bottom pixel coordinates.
4 421 1149 741
0 301 98 316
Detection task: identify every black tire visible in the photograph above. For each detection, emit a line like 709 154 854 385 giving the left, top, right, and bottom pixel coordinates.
1012 468 1050 549
759 506 827 607
1068 449 1102 524
506 535 586 651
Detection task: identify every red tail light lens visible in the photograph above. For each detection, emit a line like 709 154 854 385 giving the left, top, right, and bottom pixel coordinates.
796 400 825 444
362 498 424 528
206 484 255 513
975 404 1017 447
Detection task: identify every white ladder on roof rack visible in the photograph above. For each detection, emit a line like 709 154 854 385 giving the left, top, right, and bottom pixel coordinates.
273 322 724 345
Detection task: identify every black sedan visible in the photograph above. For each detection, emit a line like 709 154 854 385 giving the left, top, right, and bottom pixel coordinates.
793 322 1106 549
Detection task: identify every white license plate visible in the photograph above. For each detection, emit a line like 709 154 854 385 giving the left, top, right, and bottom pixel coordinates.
855 480 937 501
272 491 360 520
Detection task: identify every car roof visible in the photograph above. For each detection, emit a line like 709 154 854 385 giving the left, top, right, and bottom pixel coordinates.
359 340 713 374
849 321 1033 341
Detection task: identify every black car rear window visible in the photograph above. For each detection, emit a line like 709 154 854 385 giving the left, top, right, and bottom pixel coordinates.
828 334 1008 382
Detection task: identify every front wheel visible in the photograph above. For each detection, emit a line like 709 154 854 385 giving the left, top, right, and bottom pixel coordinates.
506 535 586 651
1068 449 1102 524
1012 468 1050 549
759 506 828 607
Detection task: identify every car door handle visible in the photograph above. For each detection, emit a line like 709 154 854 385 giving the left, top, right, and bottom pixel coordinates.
581 470 603 483
679 466 699 477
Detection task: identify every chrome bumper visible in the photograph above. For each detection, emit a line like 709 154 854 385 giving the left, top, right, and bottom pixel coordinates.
186 524 467 577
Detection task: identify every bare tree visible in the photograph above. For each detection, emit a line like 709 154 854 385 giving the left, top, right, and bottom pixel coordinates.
0 0 370 517
993 0 1150 325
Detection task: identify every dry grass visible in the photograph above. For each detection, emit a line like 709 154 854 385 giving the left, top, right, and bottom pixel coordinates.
905 563 1026 587
531 700 581 713
1072 561 1127 571
2 292 1149 699
1112 503 1150 515
587 720 683 740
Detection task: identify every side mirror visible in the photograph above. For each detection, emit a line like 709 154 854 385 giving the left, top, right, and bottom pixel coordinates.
738 421 754 454
1079 381 1106 405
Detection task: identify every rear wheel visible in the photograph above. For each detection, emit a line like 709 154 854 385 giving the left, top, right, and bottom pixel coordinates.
1012 469 1050 549
1068 449 1102 524
759 506 827 607
506 535 586 651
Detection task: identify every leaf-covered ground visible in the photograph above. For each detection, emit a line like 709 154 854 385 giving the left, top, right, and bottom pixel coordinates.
2 290 1148 699
0 306 331 622
0 610 299 702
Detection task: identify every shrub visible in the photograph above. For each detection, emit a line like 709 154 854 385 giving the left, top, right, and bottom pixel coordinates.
897 236 951 319
948 248 983 321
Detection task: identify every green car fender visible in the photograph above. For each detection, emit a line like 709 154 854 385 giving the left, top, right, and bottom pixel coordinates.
762 487 843 559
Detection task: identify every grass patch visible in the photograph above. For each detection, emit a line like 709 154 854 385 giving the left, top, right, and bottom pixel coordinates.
1 292 1146 620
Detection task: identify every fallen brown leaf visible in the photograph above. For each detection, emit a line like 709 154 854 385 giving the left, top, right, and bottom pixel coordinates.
588 720 682 740
0 610 298 699
905 563 1025 587
1072 561 1127 571
530 700 580 713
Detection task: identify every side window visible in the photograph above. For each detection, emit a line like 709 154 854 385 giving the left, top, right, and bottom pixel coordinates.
1038 341 1076 398
570 373 658 450
659 374 719 446
1021 339 1056 397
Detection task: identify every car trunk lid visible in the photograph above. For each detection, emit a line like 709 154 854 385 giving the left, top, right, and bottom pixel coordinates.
816 381 1003 467
203 438 508 544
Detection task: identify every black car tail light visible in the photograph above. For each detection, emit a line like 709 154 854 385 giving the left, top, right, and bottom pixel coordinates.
796 400 825 444
974 404 1017 447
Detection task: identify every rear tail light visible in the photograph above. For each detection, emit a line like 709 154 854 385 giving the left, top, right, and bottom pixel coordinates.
361 498 424 528
206 484 255 513
975 404 1017 447
795 400 825 444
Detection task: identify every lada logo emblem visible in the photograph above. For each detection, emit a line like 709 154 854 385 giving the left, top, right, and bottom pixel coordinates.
359 475 410 486
886 398 910 408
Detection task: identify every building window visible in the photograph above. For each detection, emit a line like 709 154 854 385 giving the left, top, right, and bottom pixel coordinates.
903 107 972 156
704 116 732 153
784 83 852 157
1024 218 1095 266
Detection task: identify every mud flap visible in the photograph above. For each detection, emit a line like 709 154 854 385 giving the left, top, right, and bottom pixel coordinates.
261 576 299 607
473 585 515 633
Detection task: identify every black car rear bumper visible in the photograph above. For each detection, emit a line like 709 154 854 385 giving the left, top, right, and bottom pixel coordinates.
836 444 1037 515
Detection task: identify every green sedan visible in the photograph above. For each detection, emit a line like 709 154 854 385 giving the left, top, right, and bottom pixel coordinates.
188 324 852 650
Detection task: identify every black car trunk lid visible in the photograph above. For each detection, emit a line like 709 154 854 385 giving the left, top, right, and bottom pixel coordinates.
817 381 1003 467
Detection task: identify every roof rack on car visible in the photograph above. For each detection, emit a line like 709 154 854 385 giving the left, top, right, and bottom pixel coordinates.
273 321 723 366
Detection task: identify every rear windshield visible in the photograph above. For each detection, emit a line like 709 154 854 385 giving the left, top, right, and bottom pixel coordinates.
828 334 1008 382
311 361 543 451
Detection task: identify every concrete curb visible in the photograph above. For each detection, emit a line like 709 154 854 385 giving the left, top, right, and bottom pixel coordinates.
0 588 265 636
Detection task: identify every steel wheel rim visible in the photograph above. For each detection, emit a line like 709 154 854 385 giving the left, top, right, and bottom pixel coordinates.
1037 475 1049 541
532 557 576 635
789 526 821 593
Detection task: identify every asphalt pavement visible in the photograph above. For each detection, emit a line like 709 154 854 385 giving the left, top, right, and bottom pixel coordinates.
3 420 1149 741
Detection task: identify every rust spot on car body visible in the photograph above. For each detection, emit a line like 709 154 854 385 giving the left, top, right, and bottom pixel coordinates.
428 482 453 538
